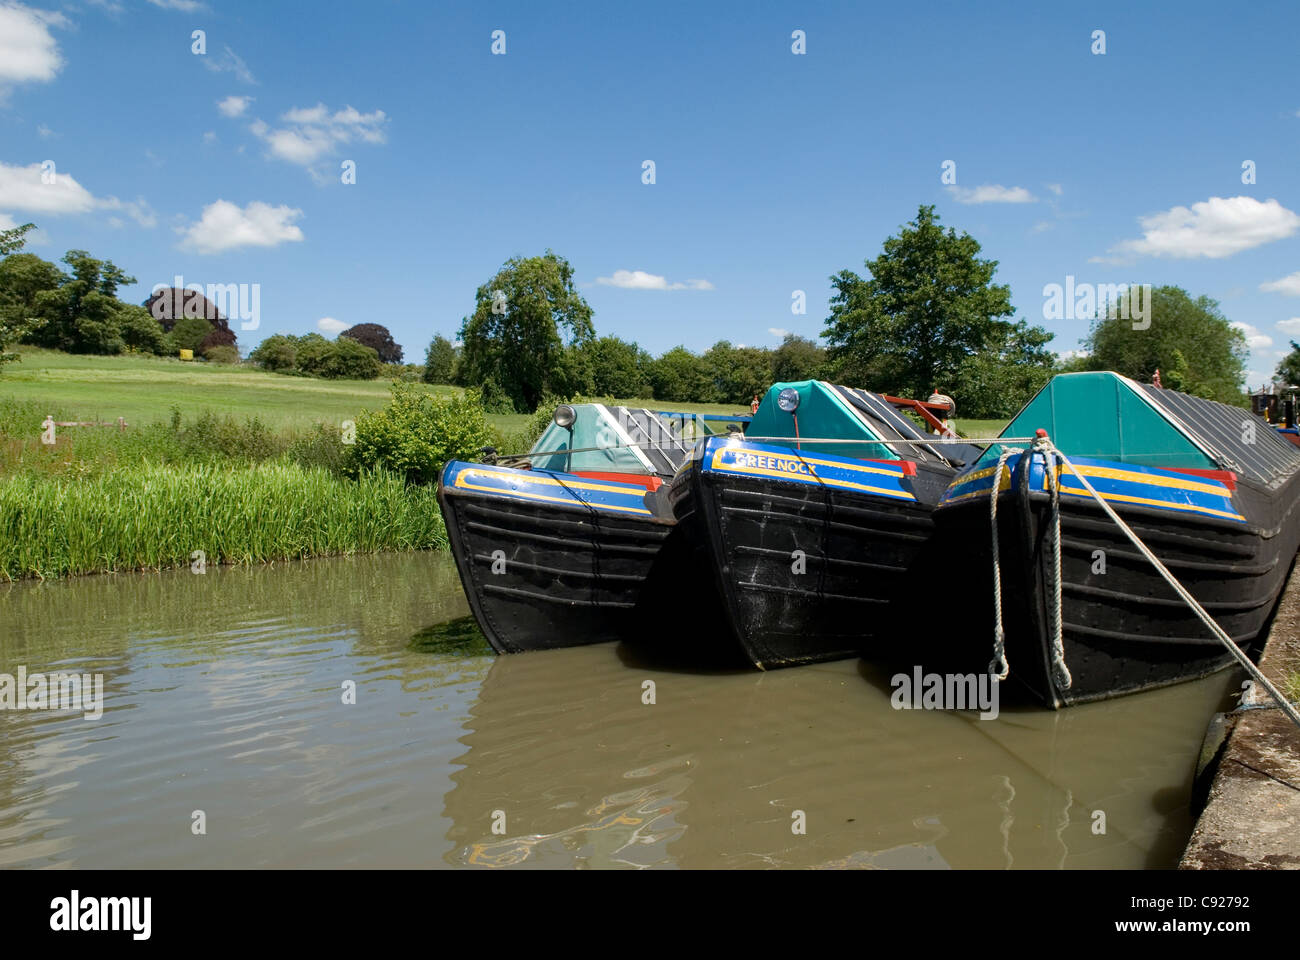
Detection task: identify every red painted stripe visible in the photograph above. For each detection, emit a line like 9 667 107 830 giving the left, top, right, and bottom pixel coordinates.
1166 467 1237 490
572 471 663 491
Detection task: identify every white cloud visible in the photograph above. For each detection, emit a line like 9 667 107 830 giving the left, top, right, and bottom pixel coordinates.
203 45 255 85
178 199 304 254
593 269 713 291
1046 183 1063 196
1245 370 1270 388
1109 196 1299 260
217 95 252 117
202 130 216 143
1261 272 1300 296
36 123 53 138
317 317 347 333
1231 321 1273 350
252 103 389 168
0 161 155 226
945 184 1036 204
0 3 68 88
768 327 788 338
147 0 206 9
1057 348 1090 361
0 212 16 230
1276 318 1300 334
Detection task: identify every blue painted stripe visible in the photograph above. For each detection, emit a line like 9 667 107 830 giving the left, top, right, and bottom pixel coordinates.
441 461 654 516
939 453 1245 523
697 436 916 501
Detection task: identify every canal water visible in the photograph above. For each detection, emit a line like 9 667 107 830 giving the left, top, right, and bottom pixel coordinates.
0 551 1235 869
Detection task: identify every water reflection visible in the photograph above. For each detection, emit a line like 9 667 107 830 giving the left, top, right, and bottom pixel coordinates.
0 551 1234 868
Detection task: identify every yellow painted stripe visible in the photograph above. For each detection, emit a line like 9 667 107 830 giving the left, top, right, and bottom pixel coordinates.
1056 464 1229 497
1055 485 1244 521
713 459 915 500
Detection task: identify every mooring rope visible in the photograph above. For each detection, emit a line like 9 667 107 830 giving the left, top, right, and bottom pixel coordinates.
988 446 1020 681
1037 441 1073 691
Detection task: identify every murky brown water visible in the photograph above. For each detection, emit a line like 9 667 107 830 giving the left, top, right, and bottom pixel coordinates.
0 552 1235 869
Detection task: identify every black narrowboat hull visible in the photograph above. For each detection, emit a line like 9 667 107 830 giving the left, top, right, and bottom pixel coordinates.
933 453 1300 707
670 439 954 669
438 461 674 654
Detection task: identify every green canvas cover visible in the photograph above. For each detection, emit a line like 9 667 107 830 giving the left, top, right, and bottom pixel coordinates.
988 371 1215 471
748 380 898 460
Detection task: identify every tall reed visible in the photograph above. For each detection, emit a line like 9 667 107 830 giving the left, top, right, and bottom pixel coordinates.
0 461 447 580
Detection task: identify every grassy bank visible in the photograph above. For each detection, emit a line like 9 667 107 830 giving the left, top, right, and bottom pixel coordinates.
0 461 445 581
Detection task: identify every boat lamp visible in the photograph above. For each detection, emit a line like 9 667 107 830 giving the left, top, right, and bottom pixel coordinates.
777 388 800 413
553 404 577 428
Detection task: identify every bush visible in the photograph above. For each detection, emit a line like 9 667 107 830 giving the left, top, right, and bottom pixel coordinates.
316 337 382 380
345 382 495 484
166 315 214 354
249 334 298 372
287 421 349 475
478 376 516 414
204 345 241 364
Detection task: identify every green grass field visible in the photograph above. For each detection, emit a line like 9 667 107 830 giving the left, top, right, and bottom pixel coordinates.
0 348 753 441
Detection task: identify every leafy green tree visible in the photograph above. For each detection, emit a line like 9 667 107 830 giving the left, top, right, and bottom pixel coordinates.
0 252 62 368
1080 286 1247 405
0 223 36 256
824 205 1025 400
458 251 595 412
650 345 713 403
117 303 168 354
1276 342 1300 388
771 334 827 383
24 250 136 354
249 334 298 372
423 334 458 384
166 316 215 354
292 333 335 376
703 340 773 404
316 336 382 380
585 336 653 398
948 318 1056 418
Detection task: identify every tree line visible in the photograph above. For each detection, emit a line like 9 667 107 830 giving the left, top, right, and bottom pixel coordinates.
4 211 1261 412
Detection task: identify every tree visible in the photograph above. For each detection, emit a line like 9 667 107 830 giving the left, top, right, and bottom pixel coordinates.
143 287 228 333
771 334 827 383
200 326 238 357
1080 286 1247 405
167 316 215 354
25 250 137 354
423 334 458 384
317 336 382 380
649 345 712 403
585 336 653 398
340 322 403 364
1276 342 1300 388
118 303 168 355
955 319 1056 418
824 205 1025 401
0 222 36 256
0 253 64 344
458 251 595 412
703 340 773 404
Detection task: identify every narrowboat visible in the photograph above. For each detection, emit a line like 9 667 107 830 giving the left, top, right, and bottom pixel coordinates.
667 380 983 669
932 371 1300 708
438 403 743 654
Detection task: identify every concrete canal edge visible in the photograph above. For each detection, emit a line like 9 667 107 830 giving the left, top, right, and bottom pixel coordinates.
1180 563 1300 870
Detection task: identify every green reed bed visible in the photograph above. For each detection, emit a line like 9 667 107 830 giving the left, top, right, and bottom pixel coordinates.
0 461 447 580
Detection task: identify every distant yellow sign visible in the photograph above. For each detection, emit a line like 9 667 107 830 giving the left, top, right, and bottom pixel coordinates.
179 349 194 361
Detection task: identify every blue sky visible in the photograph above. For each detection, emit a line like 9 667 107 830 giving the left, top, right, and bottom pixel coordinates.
2 0 1299 388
